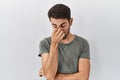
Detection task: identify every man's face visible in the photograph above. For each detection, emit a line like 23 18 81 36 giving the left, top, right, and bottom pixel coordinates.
50 17 73 39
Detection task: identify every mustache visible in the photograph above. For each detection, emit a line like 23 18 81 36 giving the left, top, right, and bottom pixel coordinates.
62 30 69 39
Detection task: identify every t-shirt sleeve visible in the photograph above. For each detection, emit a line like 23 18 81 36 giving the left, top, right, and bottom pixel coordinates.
80 39 90 59
38 38 50 57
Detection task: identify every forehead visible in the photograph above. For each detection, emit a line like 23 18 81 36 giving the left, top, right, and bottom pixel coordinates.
50 18 68 25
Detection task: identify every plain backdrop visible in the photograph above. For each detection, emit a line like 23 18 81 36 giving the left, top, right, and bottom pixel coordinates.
0 0 120 80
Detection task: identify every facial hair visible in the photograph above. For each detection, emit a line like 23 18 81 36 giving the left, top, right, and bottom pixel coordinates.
62 28 70 39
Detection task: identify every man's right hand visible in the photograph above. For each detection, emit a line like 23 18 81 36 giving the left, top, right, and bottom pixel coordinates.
51 27 65 44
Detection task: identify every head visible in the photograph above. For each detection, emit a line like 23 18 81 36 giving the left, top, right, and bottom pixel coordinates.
48 4 73 39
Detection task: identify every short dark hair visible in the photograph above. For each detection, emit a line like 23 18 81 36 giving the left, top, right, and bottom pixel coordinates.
48 4 71 20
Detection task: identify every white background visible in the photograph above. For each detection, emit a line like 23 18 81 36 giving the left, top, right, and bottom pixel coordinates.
0 0 120 80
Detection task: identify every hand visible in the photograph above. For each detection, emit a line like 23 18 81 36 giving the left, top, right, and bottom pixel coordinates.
55 74 63 80
51 27 65 44
39 68 44 77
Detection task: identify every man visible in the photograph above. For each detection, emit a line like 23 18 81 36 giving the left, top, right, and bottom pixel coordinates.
38 4 90 80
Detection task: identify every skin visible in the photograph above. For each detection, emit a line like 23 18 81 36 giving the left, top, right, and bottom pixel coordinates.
39 17 90 80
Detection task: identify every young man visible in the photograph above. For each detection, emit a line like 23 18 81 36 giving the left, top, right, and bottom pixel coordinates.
38 4 90 80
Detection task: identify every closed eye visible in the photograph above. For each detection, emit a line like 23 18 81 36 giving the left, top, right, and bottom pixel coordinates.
52 24 57 28
60 23 66 28
61 25 65 28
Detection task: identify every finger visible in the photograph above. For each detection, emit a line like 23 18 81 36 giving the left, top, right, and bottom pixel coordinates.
57 30 64 38
39 71 43 77
39 68 44 76
55 28 62 36
40 68 45 76
59 33 65 40
53 27 59 33
40 72 43 77
39 71 42 77
40 69 43 74
52 28 59 36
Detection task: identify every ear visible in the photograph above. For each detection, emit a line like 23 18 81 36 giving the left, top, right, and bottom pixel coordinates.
69 18 73 26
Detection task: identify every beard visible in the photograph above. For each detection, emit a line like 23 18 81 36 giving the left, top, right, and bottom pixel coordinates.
62 29 70 40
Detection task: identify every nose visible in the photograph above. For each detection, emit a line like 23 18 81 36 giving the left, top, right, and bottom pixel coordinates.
57 26 63 30
59 27 64 31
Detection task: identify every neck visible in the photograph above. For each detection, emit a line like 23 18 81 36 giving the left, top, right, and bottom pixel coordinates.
60 33 75 44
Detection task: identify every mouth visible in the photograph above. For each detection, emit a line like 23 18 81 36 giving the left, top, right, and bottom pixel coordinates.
62 35 66 39
62 29 70 40
62 33 67 39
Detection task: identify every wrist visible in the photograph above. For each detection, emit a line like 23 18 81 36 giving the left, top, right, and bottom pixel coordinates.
55 74 63 80
51 41 59 46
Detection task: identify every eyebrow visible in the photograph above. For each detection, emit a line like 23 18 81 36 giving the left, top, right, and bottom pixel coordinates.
52 22 66 26
61 22 66 25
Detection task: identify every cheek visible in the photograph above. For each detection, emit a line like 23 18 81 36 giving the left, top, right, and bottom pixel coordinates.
62 24 70 33
63 28 69 34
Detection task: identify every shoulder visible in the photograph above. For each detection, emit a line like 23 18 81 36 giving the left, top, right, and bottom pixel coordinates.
75 35 88 44
40 36 51 45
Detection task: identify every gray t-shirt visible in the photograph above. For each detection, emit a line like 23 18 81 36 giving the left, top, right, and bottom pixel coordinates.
38 35 90 74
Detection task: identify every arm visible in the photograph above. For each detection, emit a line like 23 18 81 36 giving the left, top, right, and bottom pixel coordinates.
55 58 90 80
39 27 65 80
42 43 58 80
